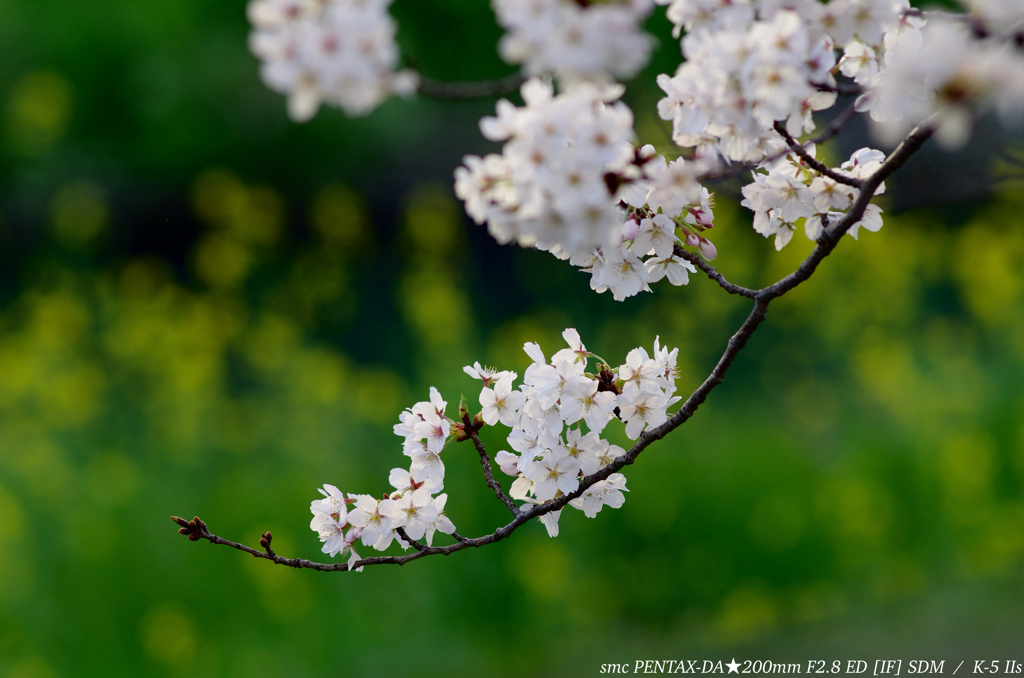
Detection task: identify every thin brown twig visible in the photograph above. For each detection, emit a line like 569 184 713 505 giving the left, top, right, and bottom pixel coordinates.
395 527 428 552
417 73 526 100
672 246 758 298
772 121 862 188
174 122 935 574
698 100 859 185
462 412 520 517
811 81 864 97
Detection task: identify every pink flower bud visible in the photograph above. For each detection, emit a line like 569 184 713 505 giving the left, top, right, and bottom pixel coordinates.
622 217 640 241
685 232 700 248
691 208 714 228
699 237 717 261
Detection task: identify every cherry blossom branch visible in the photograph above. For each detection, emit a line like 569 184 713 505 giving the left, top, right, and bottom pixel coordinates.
772 121 863 188
759 121 935 300
672 246 759 299
461 411 521 517
395 527 428 551
417 73 526 100
699 100 859 185
812 81 864 97
173 516 351 571
173 123 935 574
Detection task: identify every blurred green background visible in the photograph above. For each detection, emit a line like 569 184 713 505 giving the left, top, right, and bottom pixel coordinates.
2 1 1024 676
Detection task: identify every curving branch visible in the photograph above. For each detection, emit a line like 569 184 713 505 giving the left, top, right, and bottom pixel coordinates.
761 121 935 300
699 100 859 185
417 73 526 100
462 411 520 517
812 81 864 97
174 122 935 573
672 246 759 299
772 121 862 188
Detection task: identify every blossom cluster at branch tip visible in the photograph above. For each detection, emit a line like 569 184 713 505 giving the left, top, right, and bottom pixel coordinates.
481 328 681 536
310 329 682 557
247 0 417 121
455 78 718 302
741 144 887 249
492 0 656 86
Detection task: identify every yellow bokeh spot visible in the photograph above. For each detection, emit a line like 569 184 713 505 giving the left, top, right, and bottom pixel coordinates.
193 170 282 244
290 251 348 307
28 291 90 351
512 538 569 600
854 336 917 417
6 70 72 155
312 184 368 253
117 258 175 300
816 477 892 547
193 170 245 226
352 367 407 424
398 266 470 346
140 603 197 667
939 433 993 514
241 314 300 374
0 485 25 540
50 181 109 248
401 186 462 259
873 557 925 602
7 656 57 678
953 215 1024 330
790 582 846 624
241 533 313 621
287 348 349 405
716 585 778 642
193 232 251 289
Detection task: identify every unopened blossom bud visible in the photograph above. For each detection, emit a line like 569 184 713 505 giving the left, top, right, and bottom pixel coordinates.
622 217 640 241
685 232 700 248
690 208 713 228
698 237 717 261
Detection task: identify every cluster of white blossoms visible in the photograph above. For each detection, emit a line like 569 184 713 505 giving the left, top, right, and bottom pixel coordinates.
478 329 680 536
309 329 682 559
492 0 656 85
964 0 1024 37
655 0 1024 157
455 79 719 301
740 145 888 250
241 0 1024 306
655 6 840 162
455 78 637 258
309 386 457 570
857 12 1024 148
247 0 417 121
650 0 1024 251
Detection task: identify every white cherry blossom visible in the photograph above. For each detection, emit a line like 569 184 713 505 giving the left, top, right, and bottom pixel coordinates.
247 0 417 120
